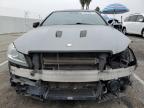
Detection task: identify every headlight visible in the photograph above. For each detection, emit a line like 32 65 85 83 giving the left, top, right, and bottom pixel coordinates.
7 43 28 67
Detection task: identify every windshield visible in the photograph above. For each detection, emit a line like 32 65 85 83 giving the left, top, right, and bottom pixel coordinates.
42 11 107 26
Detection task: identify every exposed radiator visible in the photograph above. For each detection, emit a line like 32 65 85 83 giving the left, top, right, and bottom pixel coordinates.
42 52 99 70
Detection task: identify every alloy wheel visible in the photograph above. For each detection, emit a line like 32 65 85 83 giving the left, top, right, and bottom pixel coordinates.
123 28 127 35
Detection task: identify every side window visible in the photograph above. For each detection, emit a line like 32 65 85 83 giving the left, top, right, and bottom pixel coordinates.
124 17 129 22
136 15 144 22
129 15 138 22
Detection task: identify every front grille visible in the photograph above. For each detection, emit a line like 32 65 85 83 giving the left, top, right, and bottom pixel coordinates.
42 52 99 70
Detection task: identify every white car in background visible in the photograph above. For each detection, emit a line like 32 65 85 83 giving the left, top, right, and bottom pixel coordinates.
123 13 144 37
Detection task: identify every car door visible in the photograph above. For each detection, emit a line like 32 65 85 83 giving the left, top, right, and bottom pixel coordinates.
123 16 131 33
135 15 144 35
127 15 138 34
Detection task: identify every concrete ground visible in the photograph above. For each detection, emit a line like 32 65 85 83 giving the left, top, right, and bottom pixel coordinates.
0 33 144 108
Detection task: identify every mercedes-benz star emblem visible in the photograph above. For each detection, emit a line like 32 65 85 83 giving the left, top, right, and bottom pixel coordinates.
67 43 72 47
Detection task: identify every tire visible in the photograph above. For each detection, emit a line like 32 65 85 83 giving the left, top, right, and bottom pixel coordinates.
123 28 127 35
142 29 144 38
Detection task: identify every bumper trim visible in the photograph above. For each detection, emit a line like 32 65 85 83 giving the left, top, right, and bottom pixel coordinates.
10 66 135 82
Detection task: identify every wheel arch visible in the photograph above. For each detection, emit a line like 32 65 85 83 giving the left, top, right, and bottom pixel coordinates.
122 26 126 31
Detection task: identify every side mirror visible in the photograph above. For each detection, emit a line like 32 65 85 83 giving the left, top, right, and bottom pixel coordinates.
33 22 40 28
107 20 112 25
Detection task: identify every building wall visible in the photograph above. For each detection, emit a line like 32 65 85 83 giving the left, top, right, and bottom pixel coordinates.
0 16 39 34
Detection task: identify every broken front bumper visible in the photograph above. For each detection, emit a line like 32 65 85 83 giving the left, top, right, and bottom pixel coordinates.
11 75 126 101
9 65 134 100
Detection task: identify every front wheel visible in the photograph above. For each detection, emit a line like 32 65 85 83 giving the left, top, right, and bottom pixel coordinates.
142 30 144 38
123 28 127 35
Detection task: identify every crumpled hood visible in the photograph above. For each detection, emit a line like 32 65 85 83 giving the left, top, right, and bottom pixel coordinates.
14 25 131 54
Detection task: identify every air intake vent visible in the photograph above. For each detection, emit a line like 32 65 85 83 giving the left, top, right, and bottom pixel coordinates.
80 30 87 38
56 31 62 38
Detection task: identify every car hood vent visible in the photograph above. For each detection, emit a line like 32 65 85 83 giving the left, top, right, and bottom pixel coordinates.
80 30 87 38
56 31 62 38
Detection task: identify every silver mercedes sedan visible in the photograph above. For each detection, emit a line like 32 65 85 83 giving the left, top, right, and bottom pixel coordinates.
7 10 137 101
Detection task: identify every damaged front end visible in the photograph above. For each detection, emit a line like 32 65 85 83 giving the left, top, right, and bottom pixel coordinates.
8 45 137 101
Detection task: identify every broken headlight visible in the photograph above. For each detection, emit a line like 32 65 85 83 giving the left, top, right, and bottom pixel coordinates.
7 43 28 67
109 48 137 69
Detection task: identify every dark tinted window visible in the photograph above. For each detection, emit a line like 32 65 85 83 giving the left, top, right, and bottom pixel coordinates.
129 15 138 22
136 15 144 22
42 12 106 26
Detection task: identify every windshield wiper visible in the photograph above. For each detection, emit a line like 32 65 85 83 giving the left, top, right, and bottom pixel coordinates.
52 23 94 25
75 22 94 25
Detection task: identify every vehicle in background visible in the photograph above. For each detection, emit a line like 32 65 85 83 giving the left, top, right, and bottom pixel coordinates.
123 13 144 37
8 10 137 101
107 18 123 32
101 14 123 31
